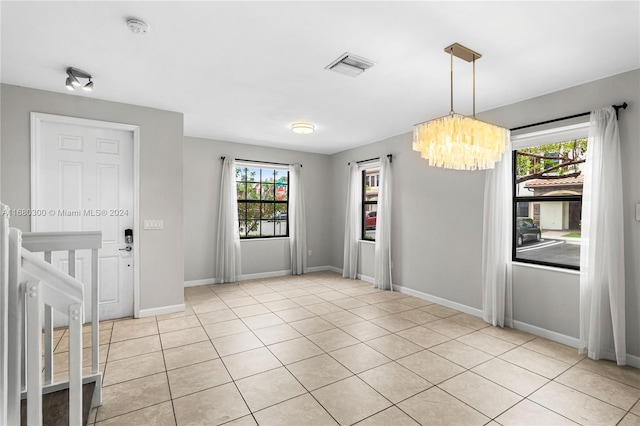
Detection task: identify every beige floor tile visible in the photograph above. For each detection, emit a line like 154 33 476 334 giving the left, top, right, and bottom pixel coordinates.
97 373 170 421
472 358 548 396
365 334 422 360
495 399 579 425
289 317 335 335
288 354 353 391
530 381 626 425
348 305 391 320
397 349 465 384
420 304 460 318
53 362 105 383
163 341 219 370
633 400 640 416
556 367 640 410
457 331 516 356
331 297 368 310
423 319 475 338
523 338 585 364
429 340 493 369
304 302 344 316
235 367 306 412
190 300 228 314
253 393 338 426
241 312 284 330
195 309 237 325
160 326 208 349
318 290 349 301
369 314 417 332
232 304 271 318
253 323 302 345
575 358 640 389
262 299 299 312
358 362 431 403
396 326 450 348
222 347 282 380
280 288 310 298
399 387 488 425
203 319 249 339
173 382 250 426
340 321 390 341
275 307 316 322
107 335 161 361
373 301 414 314
306 328 359 352
321 310 365 327
107 322 159 344
103 351 166 386
97 401 176 426
223 415 257 426
619 413 640 426
167 358 231 398
356 406 420 426
500 346 571 379
440 371 522 417
224 296 259 308
396 309 440 324
212 331 264 357
217 290 250 301
330 343 391 374
291 294 325 306
479 326 536 345
312 376 391 425
156 307 195 321
53 344 108 372
158 315 201 334
447 313 489 330
268 336 324 364
254 292 287 303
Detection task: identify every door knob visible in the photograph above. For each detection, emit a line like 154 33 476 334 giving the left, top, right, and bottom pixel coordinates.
119 246 132 252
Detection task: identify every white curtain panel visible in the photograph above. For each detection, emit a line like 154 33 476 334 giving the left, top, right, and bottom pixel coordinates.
579 106 626 365
214 158 241 283
481 133 513 327
289 164 307 275
374 156 393 291
342 163 361 279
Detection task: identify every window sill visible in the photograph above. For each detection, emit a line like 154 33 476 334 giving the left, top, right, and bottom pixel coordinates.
240 237 290 242
359 239 375 245
512 261 580 275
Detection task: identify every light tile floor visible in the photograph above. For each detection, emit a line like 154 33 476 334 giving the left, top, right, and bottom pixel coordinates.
49 271 640 425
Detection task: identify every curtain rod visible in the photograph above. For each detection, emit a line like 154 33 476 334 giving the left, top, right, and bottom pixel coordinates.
510 102 627 132
348 154 393 165
220 157 301 167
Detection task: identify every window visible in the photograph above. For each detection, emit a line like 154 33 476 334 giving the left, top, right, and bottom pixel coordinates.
362 166 379 240
512 134 587 269
236 165 288 238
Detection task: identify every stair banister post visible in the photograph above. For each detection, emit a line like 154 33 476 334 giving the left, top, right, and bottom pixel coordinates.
6 228 22 426
43 251 53 385
68 302 83 426
25 280 43 426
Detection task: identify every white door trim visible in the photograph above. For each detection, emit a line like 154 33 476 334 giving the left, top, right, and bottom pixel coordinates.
30 112 141 317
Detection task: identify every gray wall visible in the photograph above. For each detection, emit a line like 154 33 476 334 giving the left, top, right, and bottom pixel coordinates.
1 84 184 313
183 136 332 282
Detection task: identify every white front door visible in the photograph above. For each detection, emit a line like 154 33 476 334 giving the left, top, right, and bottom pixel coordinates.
32 118 135 320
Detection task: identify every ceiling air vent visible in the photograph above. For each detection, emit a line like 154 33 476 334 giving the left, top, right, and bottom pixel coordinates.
325 53 375 77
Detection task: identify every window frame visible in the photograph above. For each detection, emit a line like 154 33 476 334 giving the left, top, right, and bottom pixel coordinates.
235 163 289 239
511 124 589 271
361 164 380 241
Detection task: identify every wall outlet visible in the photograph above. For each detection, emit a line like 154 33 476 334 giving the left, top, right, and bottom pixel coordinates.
308 250 312 256
144 220 164 230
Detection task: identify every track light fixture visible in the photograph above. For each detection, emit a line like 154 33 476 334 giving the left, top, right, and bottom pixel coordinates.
65 67 93 92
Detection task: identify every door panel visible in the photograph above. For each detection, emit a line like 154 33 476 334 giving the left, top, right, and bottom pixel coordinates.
33 120 134 321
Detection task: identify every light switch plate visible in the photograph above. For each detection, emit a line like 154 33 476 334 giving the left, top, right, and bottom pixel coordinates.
144 220 164 230
636 204 640 221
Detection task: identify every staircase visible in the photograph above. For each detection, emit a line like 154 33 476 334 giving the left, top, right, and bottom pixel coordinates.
1 204 103 425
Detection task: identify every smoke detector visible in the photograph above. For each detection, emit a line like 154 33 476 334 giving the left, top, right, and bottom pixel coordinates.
127 18 150 34
325 53 375 77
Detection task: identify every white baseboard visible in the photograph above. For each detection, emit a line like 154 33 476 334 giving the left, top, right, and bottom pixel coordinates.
357 273 374 284
138 303 185 318
626 353 640 369
512 320 579 348
238 269 291 281
306 265 333 273
326 266 342 275
184 278 216 288
393 284 483 318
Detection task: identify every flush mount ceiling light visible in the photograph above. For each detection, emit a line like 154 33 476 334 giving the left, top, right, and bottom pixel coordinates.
290 122 315 134
127 18 150 34
325 53 375 77
65 67 93 92
412 43 507 170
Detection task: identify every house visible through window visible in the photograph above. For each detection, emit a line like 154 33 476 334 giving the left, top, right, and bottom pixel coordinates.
236 165 288 238
362 166 379 240
513 133 587 270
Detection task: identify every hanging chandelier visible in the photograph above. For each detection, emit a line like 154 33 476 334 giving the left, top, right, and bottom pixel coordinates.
412 43 507 170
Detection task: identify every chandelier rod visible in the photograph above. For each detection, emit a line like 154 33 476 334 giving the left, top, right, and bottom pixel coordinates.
450 49 454 114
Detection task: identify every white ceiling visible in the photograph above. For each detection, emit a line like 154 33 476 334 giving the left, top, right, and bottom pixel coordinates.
2 1 638 154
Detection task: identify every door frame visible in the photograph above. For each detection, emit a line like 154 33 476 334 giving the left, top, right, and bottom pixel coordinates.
30 112 141 317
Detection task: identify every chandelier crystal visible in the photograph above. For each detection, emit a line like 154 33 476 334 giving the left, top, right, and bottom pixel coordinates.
412 43 507 171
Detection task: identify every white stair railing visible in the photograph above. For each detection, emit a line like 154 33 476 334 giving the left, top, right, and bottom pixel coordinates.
1 204 103 425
